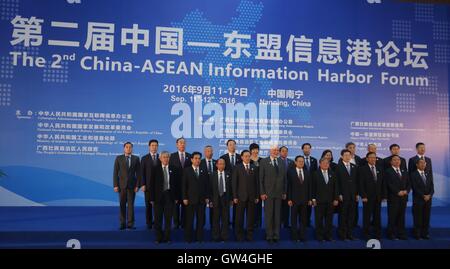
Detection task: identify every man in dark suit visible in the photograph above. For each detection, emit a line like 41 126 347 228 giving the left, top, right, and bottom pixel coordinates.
336 149 359 240
208 158 232 242
287 156 312 242
345 142 362 166
113 142 141 230
140 139 160 229
259 145 287 244
201 145 216 228
383 144 407 172
232 150 259 242
359 152 385 240
312 158 339 242
150 151 178 243
345 141 362 228
220 139 241 227
408 142 433 176
411 158 434 240
182 152 209 243
169 137 191 229
201 145 216 175
302 143 318 227
249 143 263 228
279 146 295 228
386 155 411 240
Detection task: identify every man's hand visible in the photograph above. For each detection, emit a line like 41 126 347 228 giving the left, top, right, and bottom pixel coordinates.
260 194 268 201
333 200 339 206
183 199 189 206
312 200 317 207
398 191 403 197
339 195 343 202
288 200 293 207
205 199 209 204
254 199 259 204
308 201 312 206
282 194 287 200
141 185 146 192
362 198 368 203
355 196 359 202
150 201 154 206
134 187 138 193
233 198 239 204
209 202 213 208
114 187 119 193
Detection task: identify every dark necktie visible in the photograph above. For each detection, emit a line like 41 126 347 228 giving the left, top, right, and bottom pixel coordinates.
152 154 157 165
219 172 224 196
245 164 249 174
273 158 279 174
208 160 213 174
420 172 427 185
195 168 199 178
371 165 377 181
396 168 402 178
126 156 131 168
231 155 235 167
180 153 185 168
298 169 303 183
163 166 169 190
305 157 310 170
346 164 351 175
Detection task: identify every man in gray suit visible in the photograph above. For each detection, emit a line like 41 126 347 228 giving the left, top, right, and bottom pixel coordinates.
113 142 142 230
259 144 287 244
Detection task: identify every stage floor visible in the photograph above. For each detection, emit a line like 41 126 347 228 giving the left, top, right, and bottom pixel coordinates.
1 206 450 249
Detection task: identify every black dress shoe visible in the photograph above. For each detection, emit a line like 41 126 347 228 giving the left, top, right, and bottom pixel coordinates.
347 235 356 241
267 239 274 244
422 235 430 240
119 225 126 230
325 237 333 242
398 235 408 240
127 226 136 230
273 239 279 243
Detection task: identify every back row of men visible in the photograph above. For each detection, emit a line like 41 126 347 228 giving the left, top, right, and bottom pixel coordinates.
113 139 433 243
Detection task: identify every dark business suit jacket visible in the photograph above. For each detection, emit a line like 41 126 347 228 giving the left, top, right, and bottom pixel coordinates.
113 154 141 190
209 170 232 206
287 167 311 205
150 164 179 202
385 167 411 201
141 153 160 188
232 163 259 202
200 158 217 175
182 166 209 205
410 170 434 204
312 169 339 204
220 153 242 172
358 164 385 201
335 162 359 201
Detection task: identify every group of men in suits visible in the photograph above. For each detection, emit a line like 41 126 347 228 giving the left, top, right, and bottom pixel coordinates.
112 140 434 243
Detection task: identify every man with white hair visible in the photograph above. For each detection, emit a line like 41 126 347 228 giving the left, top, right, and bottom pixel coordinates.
259 143 287 244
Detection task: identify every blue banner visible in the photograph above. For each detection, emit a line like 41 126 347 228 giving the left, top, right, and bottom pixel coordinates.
0 0 449 206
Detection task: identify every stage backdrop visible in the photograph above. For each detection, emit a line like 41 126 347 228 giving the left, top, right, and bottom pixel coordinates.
0 0 449 206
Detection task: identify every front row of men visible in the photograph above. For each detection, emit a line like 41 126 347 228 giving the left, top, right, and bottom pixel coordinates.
113 142 434 243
